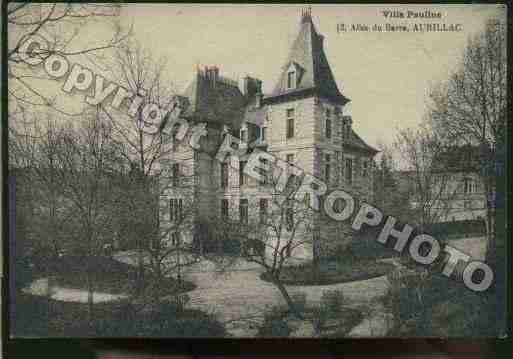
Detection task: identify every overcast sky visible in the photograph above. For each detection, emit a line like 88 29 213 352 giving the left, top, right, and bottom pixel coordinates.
118 4 504 149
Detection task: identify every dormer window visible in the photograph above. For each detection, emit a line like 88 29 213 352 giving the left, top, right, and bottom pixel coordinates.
285 62 303 90
287 71 296 89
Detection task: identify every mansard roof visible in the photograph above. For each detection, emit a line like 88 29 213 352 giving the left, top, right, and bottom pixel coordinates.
345 130 379 155
242 97 267 127
433 144 483 172
182 67 245 130
267 12 349 105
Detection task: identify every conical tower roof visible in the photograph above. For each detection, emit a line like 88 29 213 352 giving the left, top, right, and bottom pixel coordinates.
268 8 349 105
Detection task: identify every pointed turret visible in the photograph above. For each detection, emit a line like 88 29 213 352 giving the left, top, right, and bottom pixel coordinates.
268 8 349 105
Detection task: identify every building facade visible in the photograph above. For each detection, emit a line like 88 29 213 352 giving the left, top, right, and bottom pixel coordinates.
428 145 487 223
400 145 488 225
160 11 378 262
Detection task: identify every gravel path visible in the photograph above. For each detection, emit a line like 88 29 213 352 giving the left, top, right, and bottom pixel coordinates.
22 237 485 336
22 278 129 303
185 267 391 337
113 250 393 337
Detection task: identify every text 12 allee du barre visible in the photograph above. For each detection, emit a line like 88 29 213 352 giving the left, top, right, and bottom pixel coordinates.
337 22 463 33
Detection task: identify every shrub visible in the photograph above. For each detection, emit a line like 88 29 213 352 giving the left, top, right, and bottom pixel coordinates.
382 269 430 335
257 306 291 337
94 300 227 337
311 305 328 331
12 293 227 337
320 290 346 316
175 293 191 312
290 293 307 314
308 290 348 335
347 234 399 260
261 260 394 286
11 293 52 337
425 219 485 239
170 311 227 337
381 269 493 336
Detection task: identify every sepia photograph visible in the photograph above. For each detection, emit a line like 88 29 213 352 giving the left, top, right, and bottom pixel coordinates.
5 3 507 339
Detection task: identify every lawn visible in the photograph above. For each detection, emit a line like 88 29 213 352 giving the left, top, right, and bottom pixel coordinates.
258 306 363 338
257 289 364 338
12 292 226 337
39 255 195 296
260 258 395 286
382 268 499 337
312 306 364 337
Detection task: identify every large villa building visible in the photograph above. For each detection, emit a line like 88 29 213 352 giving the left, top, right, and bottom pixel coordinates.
160 10 378 261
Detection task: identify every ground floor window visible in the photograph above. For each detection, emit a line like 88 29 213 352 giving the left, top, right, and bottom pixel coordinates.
345 158 353 184
240 199 248 224
170 198 183 221
221 199 229 220
171 232 179 246
259 198 268 223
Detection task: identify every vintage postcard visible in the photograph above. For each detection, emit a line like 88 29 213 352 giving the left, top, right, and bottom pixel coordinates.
6 3 507 338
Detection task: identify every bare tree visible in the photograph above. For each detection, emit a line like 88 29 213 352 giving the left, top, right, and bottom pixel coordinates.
426 19 506 264
209 172 315 320
394 126 460 233
7 3 128 268
9 110 82 263
373 144 411 221
101 37 186 184
47 109 127 329
100 37 197 303
7 3 129 116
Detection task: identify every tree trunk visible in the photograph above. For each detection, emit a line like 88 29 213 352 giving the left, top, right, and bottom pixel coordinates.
485 199 496 267
312 237 320 273
272 274 304 320
87 261 94 333
136 174 147 289
177 238 182 282
483 175 497 268
86 228 95 333
137 237 145 290
46 276 53 327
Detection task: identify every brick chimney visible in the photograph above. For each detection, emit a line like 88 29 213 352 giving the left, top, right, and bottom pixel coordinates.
204 66 219 88
255 92 263 108
240 76 262 99
239 76 263 108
